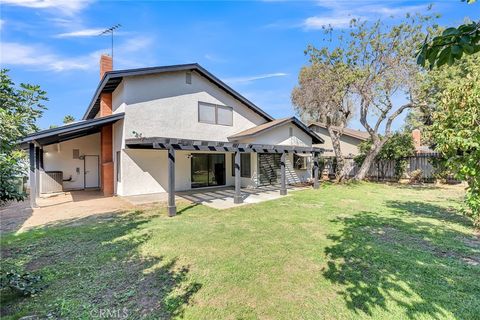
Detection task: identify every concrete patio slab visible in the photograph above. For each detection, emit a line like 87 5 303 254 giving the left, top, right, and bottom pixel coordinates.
122 185 308 210
1 190 133 233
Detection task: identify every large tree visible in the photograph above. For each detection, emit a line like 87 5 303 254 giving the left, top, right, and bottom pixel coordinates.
0 70 47 204
292 45 355 181
344 15 436 180
427 54 480 226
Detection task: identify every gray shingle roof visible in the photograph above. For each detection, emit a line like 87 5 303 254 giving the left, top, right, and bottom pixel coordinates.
229 117 324 144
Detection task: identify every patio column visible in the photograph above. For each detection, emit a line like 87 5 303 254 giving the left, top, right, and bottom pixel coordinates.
313 152 320 189
234 151 243 204
280 151 287 195
29 143 38 208
167 147 176 216
35 146 40 197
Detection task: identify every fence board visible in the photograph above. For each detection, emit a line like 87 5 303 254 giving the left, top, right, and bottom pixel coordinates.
322 152 459 183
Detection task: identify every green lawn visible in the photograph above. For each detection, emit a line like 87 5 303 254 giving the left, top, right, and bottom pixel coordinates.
1 183 479 319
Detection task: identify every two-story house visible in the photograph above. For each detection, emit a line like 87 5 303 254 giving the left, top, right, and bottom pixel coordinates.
21 55 324 215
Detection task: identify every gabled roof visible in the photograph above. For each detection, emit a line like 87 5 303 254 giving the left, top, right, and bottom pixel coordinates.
308 122 370 141
82 63 274 121
20 113 124 147
228 117 324 144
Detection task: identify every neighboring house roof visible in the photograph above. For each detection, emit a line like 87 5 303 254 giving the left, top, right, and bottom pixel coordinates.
308 122 370 141
20 113 125 147
82 63 274 122
228 117 324 144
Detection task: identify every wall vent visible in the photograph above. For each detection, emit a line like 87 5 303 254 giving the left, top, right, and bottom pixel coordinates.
73 149 80 159
186 71 192 84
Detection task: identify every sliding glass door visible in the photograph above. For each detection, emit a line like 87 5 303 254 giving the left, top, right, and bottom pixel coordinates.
191 154 225 188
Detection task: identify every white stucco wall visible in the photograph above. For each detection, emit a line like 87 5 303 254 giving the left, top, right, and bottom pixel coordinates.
114 121 315 195
119 150 241 196
239 123 312 147
121 71 267 141
113 119 125 195
42 133 101 191
112 81 126 114
118 149 286 196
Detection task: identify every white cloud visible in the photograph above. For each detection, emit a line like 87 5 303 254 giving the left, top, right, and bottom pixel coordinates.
2 0 92 15
204 53 228 63
303 16 355 29
0 42 97 71
361 4 427 16
120 36 154 53
224 73 288 84
0 35 156 72
300 1 430 30
55 28 106 38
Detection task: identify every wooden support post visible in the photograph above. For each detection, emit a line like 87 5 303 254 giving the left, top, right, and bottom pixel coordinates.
313 152 320 189
280 151 287 195
29 143 38 208
167 147 176 216
35 146 40 197
234 151 243 204
39 148 44 170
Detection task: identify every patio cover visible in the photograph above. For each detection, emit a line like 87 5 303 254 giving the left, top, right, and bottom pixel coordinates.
20 113 124 209
20 112 124 147
125 136 324 216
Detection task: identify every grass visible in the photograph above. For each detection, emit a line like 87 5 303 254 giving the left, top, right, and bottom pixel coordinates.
1 183 479 319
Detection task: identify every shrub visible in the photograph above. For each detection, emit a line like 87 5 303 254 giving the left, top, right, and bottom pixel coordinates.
0 270 45 296
409 169 423 184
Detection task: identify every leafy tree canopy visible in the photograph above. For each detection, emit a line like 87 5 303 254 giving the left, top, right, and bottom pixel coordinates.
356 132 416 179
357 132 416 163
417 0 479 68
63 115 75 124
0 69 47 204
427 54 480 226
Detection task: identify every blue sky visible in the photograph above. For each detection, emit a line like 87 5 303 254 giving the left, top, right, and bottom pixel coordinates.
1 0 476 130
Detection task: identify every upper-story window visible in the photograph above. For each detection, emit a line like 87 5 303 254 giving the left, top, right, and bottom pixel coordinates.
198 102 233 126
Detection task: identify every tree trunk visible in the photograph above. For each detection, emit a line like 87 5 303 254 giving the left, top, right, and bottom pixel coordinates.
354 139 385 181
339 159 354 181
327 126 347 182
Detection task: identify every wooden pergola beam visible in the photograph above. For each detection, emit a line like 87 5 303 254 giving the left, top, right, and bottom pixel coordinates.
125 137 325 154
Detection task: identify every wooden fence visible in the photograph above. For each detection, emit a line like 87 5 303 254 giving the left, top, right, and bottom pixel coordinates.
322 152 459 183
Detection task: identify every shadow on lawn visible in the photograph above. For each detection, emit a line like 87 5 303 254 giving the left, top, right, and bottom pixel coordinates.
0 212 201 319
387 200 472 227
323 201 479 319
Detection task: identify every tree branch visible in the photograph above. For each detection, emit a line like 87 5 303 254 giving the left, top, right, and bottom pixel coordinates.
384 103 414 136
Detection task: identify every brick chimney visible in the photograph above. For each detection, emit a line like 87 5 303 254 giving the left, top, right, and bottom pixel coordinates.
412 129 421 149
100 54 113 79
99 54 114 196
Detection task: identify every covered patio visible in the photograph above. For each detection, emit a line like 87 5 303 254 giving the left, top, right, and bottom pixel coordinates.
126 137 324 216
20 113 124 209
